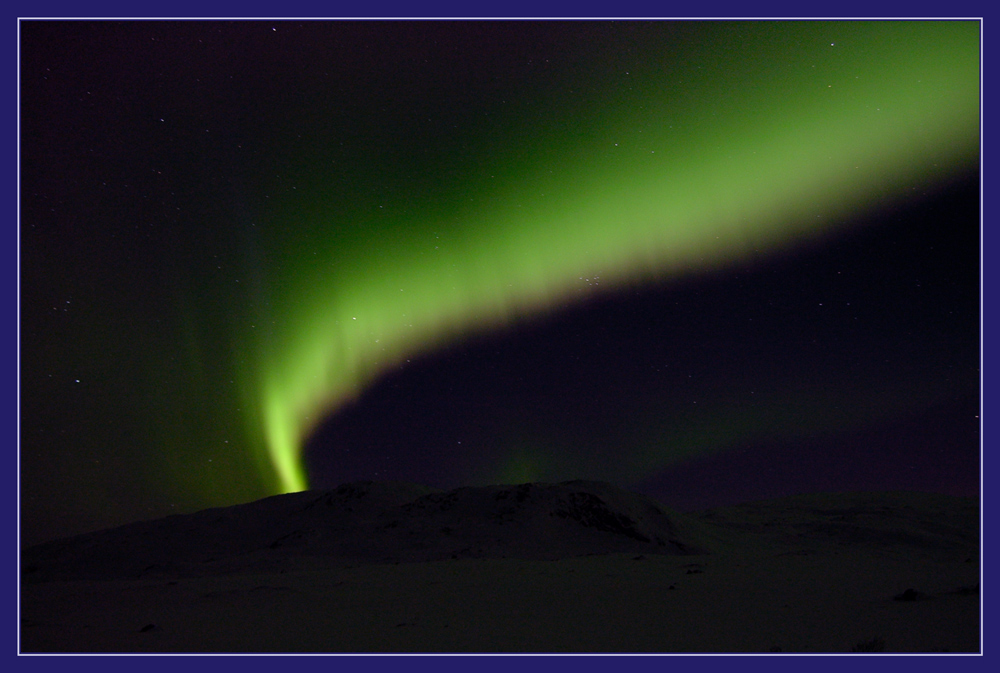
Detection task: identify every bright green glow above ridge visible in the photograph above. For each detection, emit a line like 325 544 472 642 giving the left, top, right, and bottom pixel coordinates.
238 21 979 495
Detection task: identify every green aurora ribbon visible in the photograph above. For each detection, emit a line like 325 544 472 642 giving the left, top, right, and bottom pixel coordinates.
229 21 978 496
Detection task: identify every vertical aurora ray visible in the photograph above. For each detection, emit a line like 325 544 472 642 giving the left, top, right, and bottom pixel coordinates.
239 21 978 495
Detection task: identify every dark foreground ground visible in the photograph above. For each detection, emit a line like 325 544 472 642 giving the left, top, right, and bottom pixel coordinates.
21 482 980 653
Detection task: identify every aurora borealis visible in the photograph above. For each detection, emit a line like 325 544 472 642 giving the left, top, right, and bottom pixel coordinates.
20 20 980 545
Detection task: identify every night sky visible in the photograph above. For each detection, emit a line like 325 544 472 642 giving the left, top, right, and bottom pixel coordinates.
19 20 980 546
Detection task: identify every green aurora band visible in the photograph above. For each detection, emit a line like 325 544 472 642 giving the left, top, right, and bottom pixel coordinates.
230 21 978 496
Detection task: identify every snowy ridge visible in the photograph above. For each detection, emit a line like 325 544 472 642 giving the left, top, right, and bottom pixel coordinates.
22 480 710 582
